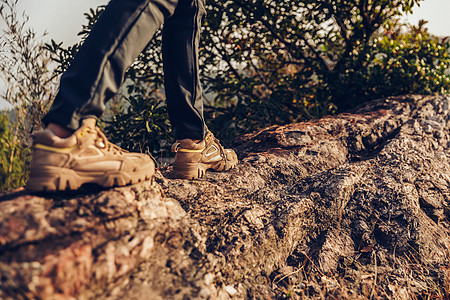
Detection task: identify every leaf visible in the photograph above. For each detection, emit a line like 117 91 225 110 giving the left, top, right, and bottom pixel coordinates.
360 245 375 253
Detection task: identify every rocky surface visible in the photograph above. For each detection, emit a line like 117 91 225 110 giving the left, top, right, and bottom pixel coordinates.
1 94 450 299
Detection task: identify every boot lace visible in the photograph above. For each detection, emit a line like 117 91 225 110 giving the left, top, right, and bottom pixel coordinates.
213 137 227 159
90 127 128 155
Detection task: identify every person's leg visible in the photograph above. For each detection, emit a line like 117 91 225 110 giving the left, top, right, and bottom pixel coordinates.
43 0 178 131
162 0 206 140
27 0 181 191
162 0 238 179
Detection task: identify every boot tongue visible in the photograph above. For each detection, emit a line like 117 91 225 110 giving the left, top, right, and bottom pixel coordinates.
81 118 97 129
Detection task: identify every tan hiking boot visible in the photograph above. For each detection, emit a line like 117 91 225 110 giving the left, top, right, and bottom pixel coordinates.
171 131 238 179
26 119 155 192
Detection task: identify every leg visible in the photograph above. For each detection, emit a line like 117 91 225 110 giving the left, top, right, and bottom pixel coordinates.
162 0 237 179
43 0 178 131
27 0 181 191
162 0 206 140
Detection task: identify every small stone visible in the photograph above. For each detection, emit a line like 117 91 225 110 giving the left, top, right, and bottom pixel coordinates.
140 236 154 259
225 285 237 297
204 273 214 285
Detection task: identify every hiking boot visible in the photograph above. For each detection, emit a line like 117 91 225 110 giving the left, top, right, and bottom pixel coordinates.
171 131 238 179
26 119 155 192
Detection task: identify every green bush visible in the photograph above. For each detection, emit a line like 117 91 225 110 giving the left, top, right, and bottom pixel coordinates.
104 88 173 160
0 0 57 139
0 113 30 192
199 0 429 139
325 19 450 110
0 0 57 191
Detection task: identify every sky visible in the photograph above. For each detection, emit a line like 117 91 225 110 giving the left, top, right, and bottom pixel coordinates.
14 0 108 45
1 0 450 110
404 0 450 36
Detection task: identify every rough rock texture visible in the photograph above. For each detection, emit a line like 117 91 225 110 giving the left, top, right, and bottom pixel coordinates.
1 94 450 299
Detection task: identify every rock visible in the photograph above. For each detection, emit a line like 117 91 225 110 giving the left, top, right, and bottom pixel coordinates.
1 94 449 299
225 285 238 297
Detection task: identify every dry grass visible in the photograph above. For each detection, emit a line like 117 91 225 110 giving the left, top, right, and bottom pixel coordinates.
271 247 450 300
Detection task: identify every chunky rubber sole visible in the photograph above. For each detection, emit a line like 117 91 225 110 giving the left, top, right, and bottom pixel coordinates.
172 160 237 180
25 165 155 192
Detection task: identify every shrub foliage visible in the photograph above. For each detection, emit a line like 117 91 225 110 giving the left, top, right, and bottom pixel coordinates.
0 113 30 191
0 0 53 191
0 0 56 140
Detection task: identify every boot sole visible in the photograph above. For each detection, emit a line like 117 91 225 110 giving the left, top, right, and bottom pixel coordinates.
26 165 155 192
172 160 237 180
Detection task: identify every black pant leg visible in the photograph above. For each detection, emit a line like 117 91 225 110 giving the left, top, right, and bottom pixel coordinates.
44 0 178 131
162 0 206 140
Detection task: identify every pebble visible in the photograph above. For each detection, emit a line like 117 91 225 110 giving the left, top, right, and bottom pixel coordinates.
225 285 237 297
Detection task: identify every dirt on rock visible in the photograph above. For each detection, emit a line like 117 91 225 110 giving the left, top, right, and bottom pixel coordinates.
1 94 449 299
